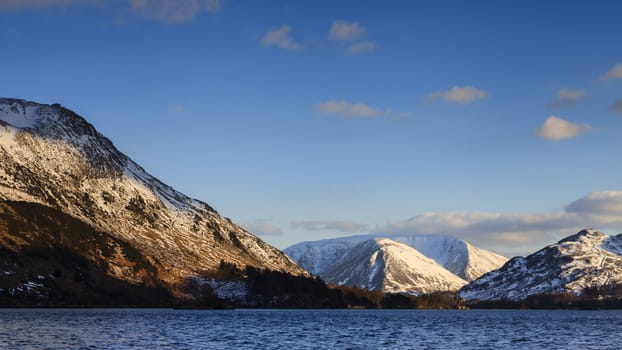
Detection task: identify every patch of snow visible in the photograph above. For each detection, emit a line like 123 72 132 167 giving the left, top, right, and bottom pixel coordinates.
195 277 247 300
22 281 44 291
0 103 39 129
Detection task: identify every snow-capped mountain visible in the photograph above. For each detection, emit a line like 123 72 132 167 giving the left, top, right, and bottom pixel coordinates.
322 238 467 294
284 234 506 283
460 229 622 301
0 98 305 288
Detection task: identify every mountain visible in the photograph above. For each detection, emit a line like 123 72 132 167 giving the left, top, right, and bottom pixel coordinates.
0 98 305 304
460 229 622 301
284 234 506 283
321 238 467 294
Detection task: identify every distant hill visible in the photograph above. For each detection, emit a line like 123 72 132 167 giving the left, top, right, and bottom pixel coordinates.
285 234 506 293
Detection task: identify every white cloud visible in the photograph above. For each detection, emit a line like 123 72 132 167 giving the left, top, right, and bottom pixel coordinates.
566 191 622 216
602 63 622 81
426 86 488 104
610 99 622 115
291 220 368 233
379 191 622 257
384 211 581 237
261 25 303 51
0 0 85 11
329 20 367 41
533 115 592 141
238 220 283 236
381 212 578 257
347 41 377 55
548 88 586 108
128 0 220 23
315 100 390 118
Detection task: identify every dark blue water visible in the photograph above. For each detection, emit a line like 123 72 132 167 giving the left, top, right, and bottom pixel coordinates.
1 309 621 349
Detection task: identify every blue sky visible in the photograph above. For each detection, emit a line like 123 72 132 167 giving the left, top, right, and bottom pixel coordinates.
2 0 622 256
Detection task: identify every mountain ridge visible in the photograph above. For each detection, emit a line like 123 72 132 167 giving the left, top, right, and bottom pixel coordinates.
322 238 467 294
285 234 506 293
285 234 507 278
0 98 306 292
460 228 622 301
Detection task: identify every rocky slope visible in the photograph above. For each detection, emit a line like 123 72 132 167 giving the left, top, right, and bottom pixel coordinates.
0 200 173 306
460 229 622 301
284 233 506 292
0 98 305 299
322 238 467 294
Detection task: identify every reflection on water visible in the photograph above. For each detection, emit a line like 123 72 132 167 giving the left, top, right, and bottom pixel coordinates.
1 308 621 349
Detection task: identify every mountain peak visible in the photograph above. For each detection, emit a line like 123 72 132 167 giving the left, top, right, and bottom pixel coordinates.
373 237 402 248
321 237 467 294
558 228 606 244
461 229 622 301
1 98 306 289
0 98 101 139
0 98 48 129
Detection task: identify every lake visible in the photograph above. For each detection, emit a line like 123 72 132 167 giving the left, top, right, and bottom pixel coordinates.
1 309 621 349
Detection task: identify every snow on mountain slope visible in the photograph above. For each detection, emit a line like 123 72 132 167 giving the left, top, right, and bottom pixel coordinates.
282 238 361 277
388 235 507 281
0 98 306 286
460 229 622 301
284 234 506 282
322 238 467 293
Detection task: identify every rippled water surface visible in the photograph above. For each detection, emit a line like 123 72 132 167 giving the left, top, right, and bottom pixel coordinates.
1 308 621 349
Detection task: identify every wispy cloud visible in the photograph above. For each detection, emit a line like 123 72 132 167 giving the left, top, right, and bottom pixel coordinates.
379 191 622 256
329 20 367 42
392 112 414 123
128 0 221 23
167 105 185 113
533 115 592 141
0 0 222 22
610 99 622 115
548 88 586 108
315 100 390 118
291 220 368 233
261 25 303 51
347 41 377 55
426 86 488 104
329 20 378 55
239 219 283 236
601 63 622 81
0 0 85 11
